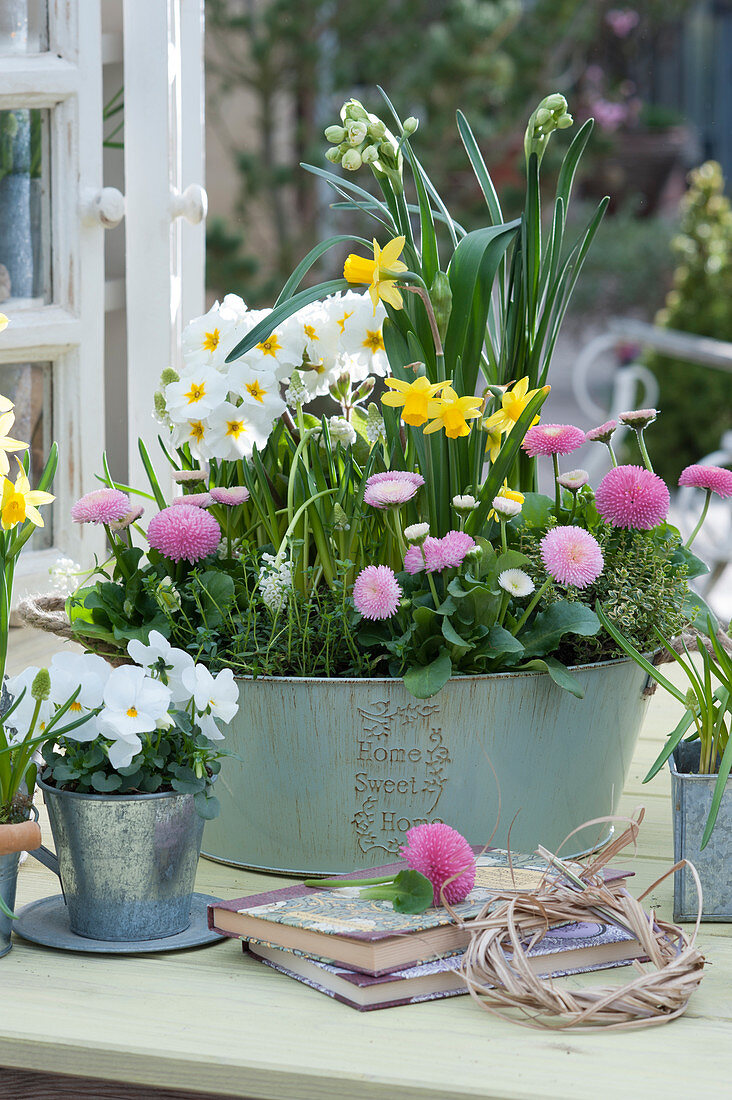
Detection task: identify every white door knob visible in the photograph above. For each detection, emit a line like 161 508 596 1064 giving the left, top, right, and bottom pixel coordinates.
170 184 208 225
80 187 126 229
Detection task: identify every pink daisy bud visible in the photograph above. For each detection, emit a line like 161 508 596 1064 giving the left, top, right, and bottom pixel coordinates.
521 423 586 458
400 823 476 906
595 464 670 529
585 420 617 444
147 505 221 563
363 478 419 509
71 488 131 525
366 471 425 489
540 526 604 588
557 468 589 491
171 470 208 483
439 530 476 568
210 486 251 506
170 493 214 508
108 504 145 531
352 565 402 620
619 408 658 430
404 537 446 575
678 463 732 499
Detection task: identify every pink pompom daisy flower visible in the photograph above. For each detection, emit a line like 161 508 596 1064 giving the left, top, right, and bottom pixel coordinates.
540 526 604 588
366 470 425 489
678 464 732 499
400 823 476 906
210 486 250 506
585 420 617 444
71 488 131 525
170 493 214 508
352 565 402 620
364 478 419 509
522 423 586 458
439 530 476 568
147 505 221 563
404 537 446 575
595 464 670 529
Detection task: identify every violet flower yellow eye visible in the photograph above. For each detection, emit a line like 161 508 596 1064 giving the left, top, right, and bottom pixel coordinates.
343 235 408 312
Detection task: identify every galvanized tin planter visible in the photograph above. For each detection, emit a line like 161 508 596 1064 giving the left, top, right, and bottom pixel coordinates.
669 745 732 922
38 779 205 941
202 658 651 875
0 850 20 957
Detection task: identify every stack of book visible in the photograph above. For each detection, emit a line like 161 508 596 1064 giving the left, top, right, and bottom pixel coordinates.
208 851 644 1011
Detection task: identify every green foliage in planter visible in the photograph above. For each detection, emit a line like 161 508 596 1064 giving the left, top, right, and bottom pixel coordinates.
646 162 732 483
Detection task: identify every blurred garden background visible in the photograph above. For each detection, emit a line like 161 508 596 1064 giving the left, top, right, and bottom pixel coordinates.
202 0 732 496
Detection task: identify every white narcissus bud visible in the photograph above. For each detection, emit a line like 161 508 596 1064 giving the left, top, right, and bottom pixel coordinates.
402 117 419 136
341 148 363 172
361 144 380 164
346 120 368 146
325 146 343 164
324 125 346 144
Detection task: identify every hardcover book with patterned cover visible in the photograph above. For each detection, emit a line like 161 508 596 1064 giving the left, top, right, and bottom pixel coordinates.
209 849 632 975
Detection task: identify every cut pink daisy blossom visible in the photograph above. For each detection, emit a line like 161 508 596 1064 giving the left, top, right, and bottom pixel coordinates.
366 470 425 489
585 420 617 444
210 486 251 506
400 823 476 906
619 408 658 429
522 423 586 458
352 565 402 620
108 504 144 531
404 537 446 575
595 464 670 529
678 464 732 499
71 488 130 525
540 526 604 588
171 493 214 508
439 530 476 568
363 479 419 509
147 505 221 563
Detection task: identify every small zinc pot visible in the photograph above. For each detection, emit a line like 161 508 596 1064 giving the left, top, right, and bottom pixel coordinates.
0 850 20 957
37 779 205 941
202 657 652 875
669 744 732 922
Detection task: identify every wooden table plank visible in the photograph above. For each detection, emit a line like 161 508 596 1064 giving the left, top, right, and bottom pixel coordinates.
0 640 729 1100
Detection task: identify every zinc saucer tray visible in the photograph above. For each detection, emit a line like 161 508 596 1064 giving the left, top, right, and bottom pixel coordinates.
12 892 222 954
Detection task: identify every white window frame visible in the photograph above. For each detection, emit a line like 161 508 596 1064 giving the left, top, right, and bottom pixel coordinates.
0 0 107 590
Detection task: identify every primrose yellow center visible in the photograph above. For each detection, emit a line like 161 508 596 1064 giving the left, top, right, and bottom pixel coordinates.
185 382 206 404
189 421 205 442
69 701 83 712
303 325 319 341
127 707 138 718
363 330 384 353
245 381 266 403
257 335 281 356
226 419 246 439
2 492 26 527
202 329 220 353
337 311 353 333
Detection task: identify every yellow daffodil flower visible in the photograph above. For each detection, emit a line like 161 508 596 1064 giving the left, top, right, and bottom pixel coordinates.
0 314 8 333
484 424 503 462
0 409 28 477
424 386 484 439
381 375 447 427
343 235 408 312
487 481 525 521
0 462 54 530
482 377 548 437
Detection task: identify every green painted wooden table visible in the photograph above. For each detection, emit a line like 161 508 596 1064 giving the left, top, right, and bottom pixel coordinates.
1 666 730 1100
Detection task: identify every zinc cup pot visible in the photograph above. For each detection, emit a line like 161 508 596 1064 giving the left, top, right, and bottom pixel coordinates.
37 779 205 941
0 850 20 956
202 658 652 875
670 744 732 922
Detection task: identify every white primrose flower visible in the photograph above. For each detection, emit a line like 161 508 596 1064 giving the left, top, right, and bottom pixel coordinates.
165 366 229 420
127 630 195 705
277 303 341 398
206 399 275 461
227 360 286 420
336 292 389 379
97 666 173 770
182 665 239 728
231 309 301 380
170 416 216 463
498 569 535 598
181 300 241 370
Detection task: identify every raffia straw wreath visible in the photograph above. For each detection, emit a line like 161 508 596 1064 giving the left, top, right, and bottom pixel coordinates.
455 810 706 1031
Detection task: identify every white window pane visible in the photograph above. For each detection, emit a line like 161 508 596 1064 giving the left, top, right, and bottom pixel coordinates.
0 360 53 548
0 1 48 55
0 107 51 308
